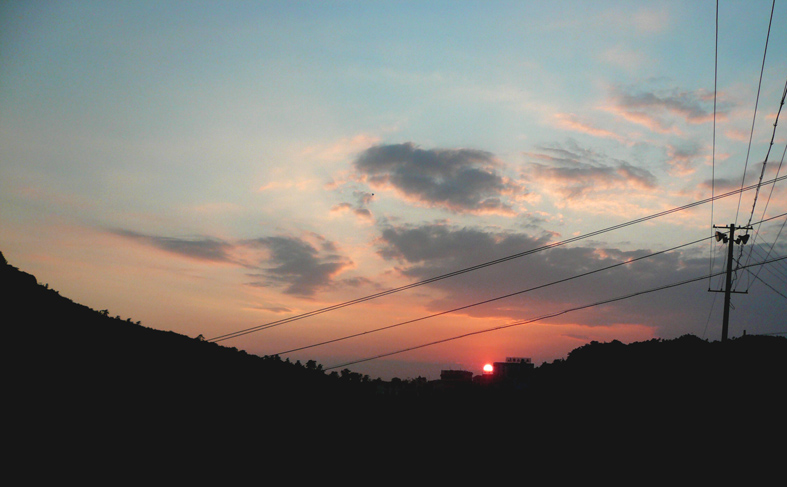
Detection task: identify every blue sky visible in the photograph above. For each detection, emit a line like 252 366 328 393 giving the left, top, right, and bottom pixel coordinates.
2 1 786 379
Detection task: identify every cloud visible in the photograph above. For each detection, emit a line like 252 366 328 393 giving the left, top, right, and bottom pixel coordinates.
377 223 550 265
353 142 526 215
665 142 705 176
553 112 629 144
243 235 353 297
331 190 376 221
352 208 373 220
251 306 293 314
340 276 376 288
699 160 785 195
113 228 356 297
330 202 354 213
523 143 657 200
111 229 236 263
374 222 716 334
354 190 375 206
605 84 724 134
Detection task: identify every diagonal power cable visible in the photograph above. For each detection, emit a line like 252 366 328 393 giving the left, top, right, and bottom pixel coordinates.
734 0 776 224
325 254 787 370
208 174 787 343
276 236 712 356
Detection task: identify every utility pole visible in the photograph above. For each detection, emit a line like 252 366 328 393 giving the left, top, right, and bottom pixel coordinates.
711 223 750 341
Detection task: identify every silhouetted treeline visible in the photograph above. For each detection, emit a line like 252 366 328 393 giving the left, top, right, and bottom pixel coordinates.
4 250 786 431
532 334 786 409
2 251 409 422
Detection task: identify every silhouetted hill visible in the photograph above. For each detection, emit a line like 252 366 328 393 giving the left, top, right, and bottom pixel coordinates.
4 250 786 441
2 252 388 430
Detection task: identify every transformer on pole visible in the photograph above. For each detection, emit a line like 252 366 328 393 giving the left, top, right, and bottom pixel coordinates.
710 223 751 341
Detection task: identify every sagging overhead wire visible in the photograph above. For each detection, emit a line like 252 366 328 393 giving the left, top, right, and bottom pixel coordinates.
208 174 787 343
746 141 787 251
734 0 777 225
325 254 787 371
276 236 713 356
283 213 787 358
742 77 787 232
733 78 787 292
747 214 787 291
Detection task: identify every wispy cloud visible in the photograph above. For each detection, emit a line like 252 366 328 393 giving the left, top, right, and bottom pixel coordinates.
605 84 725 135
111 229 236 263
112 228 356 298
553 112 629 144
523 143 657 200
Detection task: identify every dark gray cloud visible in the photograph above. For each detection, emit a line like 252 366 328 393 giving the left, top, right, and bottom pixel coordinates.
378 223 549 264
354 142 525 214
523 143 657 199
244 236 353 297
113 228 356 298
111 229 235 263
374 222 738 336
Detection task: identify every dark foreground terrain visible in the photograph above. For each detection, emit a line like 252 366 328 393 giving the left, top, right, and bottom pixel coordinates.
4 250 786 457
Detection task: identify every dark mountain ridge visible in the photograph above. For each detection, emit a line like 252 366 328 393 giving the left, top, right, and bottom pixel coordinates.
4 251 785 428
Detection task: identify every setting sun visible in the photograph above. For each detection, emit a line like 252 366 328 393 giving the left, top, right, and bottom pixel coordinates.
483 364 494 374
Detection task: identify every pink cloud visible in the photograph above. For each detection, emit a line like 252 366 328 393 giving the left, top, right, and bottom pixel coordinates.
553 113 629 144
604 85 728 135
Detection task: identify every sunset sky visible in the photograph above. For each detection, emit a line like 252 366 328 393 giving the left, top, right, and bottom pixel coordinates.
2 1 786 380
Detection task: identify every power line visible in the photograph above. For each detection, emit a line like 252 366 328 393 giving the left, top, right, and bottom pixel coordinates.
276 236 712 356
746 141 787 253
734 0 776 224
738 86 787 277
748 214 787 291
289 213 785 358
709 0 719 288
750 248 787 286
208 174 787 343
748 271 787 300
732 212 787 292
742 77 787 231
325 254 787 371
